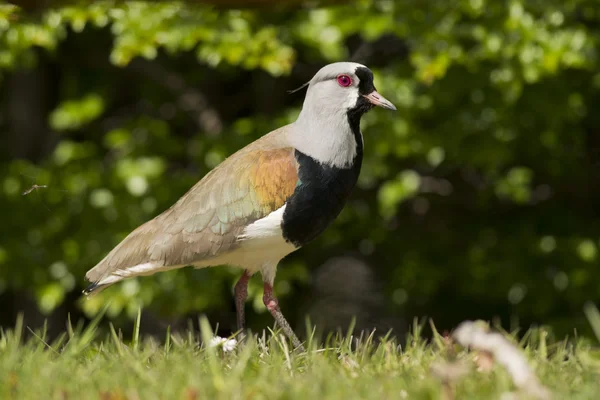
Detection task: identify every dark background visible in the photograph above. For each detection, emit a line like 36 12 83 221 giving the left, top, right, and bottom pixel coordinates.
1 0 600 342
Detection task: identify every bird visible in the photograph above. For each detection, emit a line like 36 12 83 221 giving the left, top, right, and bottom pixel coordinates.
83 62 396 350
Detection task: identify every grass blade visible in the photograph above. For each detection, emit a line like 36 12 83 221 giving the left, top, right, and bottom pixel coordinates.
584 302 600 343
164 325 171 356
132 307 141 352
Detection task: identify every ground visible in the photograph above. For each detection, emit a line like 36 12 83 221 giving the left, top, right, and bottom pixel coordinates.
1 314 600 400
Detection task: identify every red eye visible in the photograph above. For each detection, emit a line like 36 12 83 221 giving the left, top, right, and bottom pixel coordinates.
337 74 352 87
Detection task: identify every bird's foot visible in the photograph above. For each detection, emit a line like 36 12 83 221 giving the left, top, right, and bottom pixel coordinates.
263 283 305 352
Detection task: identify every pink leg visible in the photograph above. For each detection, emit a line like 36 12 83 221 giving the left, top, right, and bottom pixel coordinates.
263 282 304 350
234 271 251 332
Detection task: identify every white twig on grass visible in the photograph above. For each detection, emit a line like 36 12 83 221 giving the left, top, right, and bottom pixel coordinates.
453 321 551 400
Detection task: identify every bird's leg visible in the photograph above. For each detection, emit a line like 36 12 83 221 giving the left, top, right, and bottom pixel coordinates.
262 282 304 351
234 271 251 334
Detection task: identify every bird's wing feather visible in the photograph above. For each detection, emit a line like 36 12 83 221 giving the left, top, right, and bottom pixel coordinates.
85 126 298 284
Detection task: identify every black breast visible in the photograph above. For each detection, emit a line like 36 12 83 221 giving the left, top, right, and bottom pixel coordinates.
281 65 376 247
281 149 362 247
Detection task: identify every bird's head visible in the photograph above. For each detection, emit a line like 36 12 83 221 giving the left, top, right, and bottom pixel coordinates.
299 62 396 116
291 62 396 168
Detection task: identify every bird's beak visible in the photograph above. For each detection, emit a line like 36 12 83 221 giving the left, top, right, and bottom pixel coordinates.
363 90 397 111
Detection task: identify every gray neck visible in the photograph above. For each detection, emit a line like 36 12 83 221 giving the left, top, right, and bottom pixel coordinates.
288 95 360 169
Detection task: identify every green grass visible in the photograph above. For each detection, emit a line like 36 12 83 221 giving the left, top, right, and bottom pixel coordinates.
1 313 600 400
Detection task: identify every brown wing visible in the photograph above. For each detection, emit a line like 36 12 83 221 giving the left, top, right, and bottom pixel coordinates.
85 126 298 284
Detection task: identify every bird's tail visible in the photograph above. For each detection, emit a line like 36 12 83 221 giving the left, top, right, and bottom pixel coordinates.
82 282 109 296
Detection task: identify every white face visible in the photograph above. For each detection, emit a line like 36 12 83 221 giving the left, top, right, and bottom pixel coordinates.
304 62 366 113
291 62 395 168
290 63 370 168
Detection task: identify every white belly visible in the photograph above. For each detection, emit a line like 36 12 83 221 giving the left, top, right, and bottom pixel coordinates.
194 205 297 283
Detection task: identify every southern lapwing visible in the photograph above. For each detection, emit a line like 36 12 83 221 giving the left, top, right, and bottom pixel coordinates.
83 62 396 350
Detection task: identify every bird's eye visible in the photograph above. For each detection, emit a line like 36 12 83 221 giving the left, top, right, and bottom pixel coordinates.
337 74 352 87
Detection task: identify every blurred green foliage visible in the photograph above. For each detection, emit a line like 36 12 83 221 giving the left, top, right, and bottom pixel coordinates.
1 0 600 335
